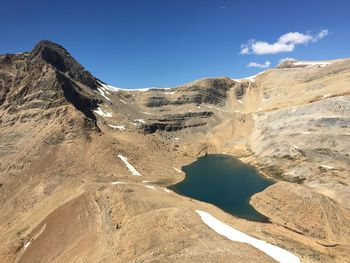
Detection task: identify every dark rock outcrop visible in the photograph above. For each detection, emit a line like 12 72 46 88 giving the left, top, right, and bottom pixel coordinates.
142 111 214 133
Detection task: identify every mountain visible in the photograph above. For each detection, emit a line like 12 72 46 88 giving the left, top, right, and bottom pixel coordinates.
0 40 349 262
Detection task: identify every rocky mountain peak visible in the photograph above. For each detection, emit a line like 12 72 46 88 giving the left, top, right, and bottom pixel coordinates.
29 40 98 90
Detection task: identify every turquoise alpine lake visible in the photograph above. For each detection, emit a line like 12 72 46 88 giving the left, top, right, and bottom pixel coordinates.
169 154 274 222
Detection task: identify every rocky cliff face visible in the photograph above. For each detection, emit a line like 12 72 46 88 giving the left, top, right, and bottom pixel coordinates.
0 40 101 176
0 41 349 263
0 40 100 122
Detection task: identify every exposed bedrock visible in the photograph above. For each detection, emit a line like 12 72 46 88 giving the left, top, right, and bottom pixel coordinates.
142 111 214 133
145 78 236 107
251 182 350 243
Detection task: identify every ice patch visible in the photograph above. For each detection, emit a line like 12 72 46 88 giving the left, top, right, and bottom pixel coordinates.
94 107 112 117
196 210 300 263
108 124 126 130
118 154 141 176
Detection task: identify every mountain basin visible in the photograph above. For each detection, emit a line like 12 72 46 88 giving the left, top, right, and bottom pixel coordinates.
169 154 274 222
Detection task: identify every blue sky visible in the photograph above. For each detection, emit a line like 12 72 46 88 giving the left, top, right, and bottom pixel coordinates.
1 0 349 88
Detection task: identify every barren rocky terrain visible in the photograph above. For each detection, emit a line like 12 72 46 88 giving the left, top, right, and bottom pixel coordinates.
0 40 349 262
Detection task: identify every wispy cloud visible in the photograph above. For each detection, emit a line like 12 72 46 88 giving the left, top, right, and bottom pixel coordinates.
247 60 271 68
241 29 328 55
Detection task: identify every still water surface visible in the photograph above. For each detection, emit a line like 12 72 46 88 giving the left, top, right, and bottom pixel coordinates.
170 154 273 221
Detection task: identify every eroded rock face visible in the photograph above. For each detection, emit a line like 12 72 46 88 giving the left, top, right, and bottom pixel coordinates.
251 182 350 242
142 111 214 133
145 78 235 107
0 40 100 123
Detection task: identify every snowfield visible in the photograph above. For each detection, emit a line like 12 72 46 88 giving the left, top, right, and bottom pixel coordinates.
195 210 300 263
94 107 112 117
118 154 141 176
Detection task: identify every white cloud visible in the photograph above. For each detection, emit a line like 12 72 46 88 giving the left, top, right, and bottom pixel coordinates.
278 57 297 64
241 29 328 55
247 60 271 68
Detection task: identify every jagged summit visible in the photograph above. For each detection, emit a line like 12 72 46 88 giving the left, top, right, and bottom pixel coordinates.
0 40 101 122
30 40 99 90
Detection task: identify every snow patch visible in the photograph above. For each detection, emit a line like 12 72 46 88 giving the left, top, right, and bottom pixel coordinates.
134 119 146 124
98 81 121 92
97 88 111 101
145 185 156 190
237 100 244 104
163 188 171 193
196 210 300 263
174 167 182 173
301 131 311 134
111 181 125 185
141 111 153 115
120 99 127 104
293 61 330 68
94 107 112 117
118 155 141 176
108 124 126 130
24 241 31 250
319 164 334 170
214 107 228 112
